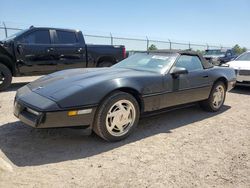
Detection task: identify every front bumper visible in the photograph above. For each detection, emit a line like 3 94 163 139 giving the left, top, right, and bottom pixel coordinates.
227 80 236 91
14 85 97 128
235 69 250 86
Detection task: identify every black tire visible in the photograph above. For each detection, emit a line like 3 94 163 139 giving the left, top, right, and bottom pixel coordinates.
200 81 226 112
0 63 12 91
98 61 114 67
93 91 140 142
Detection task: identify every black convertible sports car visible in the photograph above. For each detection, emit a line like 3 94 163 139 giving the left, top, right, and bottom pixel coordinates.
14 50 236 141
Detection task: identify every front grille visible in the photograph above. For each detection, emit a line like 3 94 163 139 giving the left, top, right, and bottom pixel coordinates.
239 70 250 76
237 81 250 85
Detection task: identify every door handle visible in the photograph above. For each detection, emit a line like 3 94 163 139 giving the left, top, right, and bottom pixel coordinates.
77 48 83 53
202 75 209 78
47 48 54 52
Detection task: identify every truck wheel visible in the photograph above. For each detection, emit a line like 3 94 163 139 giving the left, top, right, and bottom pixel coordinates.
0 64 12 91
199 81 226 112
93 91 140 142
98 61 114 67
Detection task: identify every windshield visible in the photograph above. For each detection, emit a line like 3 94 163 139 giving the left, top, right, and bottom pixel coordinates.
204 50 225 56
113 53 177 73
1 29 28 41
235 52 250 61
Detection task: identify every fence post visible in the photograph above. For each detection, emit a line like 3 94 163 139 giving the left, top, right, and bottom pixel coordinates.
110 32 113 45
206 43 209 50
189 42 191 50
3 22 8 38
146 36 149 51
168 39 171 50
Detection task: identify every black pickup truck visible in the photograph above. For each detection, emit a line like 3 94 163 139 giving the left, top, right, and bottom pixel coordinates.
0 26 126 91
203 49 237 65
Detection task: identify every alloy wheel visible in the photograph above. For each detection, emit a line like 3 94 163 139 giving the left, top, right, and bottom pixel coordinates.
106 99 136 137
212 85 225 109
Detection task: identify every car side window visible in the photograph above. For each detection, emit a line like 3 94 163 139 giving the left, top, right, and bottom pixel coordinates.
21 30 51 44
226 51 232 57
175 55 203 72
56 31 77 44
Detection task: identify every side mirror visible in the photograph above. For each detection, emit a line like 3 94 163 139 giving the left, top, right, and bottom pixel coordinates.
170 67 188 78
17 44 23 54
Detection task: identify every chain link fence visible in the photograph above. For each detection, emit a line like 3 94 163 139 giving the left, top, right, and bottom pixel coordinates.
0 21 232 52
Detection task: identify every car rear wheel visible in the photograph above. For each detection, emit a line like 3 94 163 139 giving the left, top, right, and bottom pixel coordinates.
93 91 140 141
0 63 12 91
200 81 226 112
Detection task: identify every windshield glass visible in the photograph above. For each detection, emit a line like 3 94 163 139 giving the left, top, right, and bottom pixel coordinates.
236 52 250 61
204 50 225 56
113 53 177 73
1 29 28 41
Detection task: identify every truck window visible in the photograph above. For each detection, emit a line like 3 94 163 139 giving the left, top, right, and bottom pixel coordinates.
56 31 77 44
21 30 51 44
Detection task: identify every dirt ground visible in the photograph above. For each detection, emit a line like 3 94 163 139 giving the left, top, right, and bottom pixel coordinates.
0 76 249 188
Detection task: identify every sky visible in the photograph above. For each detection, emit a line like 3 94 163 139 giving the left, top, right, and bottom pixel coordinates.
1 0 250 48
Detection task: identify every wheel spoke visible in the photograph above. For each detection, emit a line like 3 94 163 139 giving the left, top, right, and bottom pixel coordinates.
109 122 116 130
214 100 218 107
117 101 127 111
116 123 124 132
107 110 120 118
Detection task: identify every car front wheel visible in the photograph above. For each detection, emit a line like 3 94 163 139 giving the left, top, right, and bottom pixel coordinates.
93 91 140 141
200 81 226 112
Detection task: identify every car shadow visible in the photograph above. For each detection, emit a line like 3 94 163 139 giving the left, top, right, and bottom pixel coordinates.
230 86 250 95
0 105 231 167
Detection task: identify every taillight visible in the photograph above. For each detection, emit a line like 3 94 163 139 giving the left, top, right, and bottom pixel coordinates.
122 47 126 58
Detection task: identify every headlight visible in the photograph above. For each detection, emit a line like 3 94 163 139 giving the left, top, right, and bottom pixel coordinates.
26 107 40 116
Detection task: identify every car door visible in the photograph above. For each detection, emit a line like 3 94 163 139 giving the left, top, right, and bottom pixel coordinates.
53 30 86 71
15 29 57 75
162 54 211 107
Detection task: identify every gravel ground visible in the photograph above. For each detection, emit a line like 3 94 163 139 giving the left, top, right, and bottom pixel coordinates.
0 77 249 188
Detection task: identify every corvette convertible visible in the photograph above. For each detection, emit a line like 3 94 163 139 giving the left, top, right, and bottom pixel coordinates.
14 50 236 141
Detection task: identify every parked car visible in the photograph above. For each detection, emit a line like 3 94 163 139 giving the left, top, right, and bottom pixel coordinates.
0 26 126 91
203 49 237 65
226 51 250 86
14 50 236 141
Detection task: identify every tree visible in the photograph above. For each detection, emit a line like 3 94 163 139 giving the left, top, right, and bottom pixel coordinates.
232 44 247 55
232 44 241 54
196 49 205 55
148 44 157 51
242 47 247 53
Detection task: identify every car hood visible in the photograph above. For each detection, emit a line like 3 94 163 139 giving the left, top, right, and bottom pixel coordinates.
226 60 250 69
28 67 151 101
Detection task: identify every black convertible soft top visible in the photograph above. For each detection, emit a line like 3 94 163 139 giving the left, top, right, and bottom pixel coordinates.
147 49 214 69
